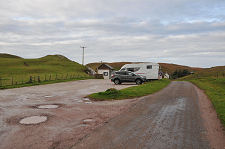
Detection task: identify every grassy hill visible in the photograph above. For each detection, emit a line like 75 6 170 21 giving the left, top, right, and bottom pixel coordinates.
0 53 91 89
0 53 22 59
159 63 203 75
86 62 203 75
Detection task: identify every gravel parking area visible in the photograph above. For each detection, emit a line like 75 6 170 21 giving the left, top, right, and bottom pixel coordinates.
0 79 137 149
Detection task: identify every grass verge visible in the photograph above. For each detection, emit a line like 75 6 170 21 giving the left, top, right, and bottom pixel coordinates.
182 77 225 126
88 79 171 101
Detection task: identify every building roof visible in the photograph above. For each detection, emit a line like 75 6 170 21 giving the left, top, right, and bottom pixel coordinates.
97 63 114 70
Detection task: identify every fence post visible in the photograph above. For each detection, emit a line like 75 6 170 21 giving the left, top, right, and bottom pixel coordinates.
56 74 58 80
22 75 24 84
49 74 51 81
45 74 47 81
38 76 41 83
0 76 2 87
29 76 32 83
11 76 14 85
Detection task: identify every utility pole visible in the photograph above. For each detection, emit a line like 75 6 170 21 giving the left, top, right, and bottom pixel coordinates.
80 46 86 65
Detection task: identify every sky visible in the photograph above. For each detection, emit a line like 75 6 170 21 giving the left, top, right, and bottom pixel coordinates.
0 0 225 68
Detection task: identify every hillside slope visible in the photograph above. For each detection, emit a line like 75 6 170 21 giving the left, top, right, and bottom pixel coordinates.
0 53 90 88
0 54 86 76
159 63 203 74
0 53 22 59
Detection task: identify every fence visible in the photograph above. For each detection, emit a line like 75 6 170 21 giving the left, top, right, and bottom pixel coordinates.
0 73 91 88
192 71 225 79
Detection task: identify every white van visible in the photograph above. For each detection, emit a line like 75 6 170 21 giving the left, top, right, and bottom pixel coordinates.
120 62 161 80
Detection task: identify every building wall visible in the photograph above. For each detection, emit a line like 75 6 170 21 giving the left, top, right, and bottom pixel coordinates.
98 69 110 79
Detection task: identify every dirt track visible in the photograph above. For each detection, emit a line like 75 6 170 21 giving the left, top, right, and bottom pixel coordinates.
72 81 225 149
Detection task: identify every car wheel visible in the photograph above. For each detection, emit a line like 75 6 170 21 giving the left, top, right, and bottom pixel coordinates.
114 79 120 85
135 79 142 85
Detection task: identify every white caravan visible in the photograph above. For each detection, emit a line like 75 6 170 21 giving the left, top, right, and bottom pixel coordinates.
120 62 161 80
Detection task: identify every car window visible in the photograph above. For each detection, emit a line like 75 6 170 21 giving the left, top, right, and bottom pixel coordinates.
125 71 129 75
120 71 126 75
128 72 135 76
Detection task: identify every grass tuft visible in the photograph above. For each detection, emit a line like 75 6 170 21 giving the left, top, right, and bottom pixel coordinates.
88 79 171 101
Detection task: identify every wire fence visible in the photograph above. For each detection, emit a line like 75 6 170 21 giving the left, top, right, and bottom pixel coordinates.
191 71 225 79
0 73 90 88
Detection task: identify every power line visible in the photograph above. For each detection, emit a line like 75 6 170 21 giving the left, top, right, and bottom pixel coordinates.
80 46 86 65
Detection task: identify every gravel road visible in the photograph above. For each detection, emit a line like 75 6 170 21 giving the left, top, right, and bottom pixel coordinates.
72 81 225 149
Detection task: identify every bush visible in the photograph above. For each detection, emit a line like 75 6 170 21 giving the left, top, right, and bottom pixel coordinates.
97 88 121 99
171 69 191 79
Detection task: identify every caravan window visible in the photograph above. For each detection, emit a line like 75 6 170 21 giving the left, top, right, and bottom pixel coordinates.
147 65 152 69
127 67 140 72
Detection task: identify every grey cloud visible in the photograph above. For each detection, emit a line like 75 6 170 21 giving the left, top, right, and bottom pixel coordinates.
0 0 225 67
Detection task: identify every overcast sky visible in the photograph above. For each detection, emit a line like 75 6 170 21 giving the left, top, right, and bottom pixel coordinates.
0 0 225 67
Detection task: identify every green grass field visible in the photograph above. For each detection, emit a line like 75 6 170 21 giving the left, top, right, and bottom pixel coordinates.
88 79 171 100
0 54 93 89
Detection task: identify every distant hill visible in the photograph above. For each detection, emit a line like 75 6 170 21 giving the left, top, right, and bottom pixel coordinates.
86 62 204 75
158 63 203 74
40 54 71 61
0 53 22 59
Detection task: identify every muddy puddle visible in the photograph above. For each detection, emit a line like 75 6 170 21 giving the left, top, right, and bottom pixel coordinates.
83 119 95 124
37 104 59 109
44 95 53 98
19 116 47 125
